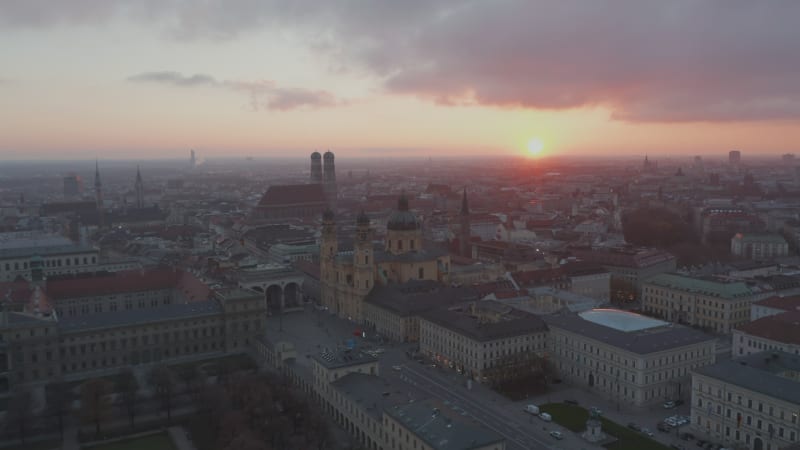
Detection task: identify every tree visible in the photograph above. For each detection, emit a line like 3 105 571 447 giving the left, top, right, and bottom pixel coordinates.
45 381 71 441
117 367 139 429
6 389 35 445
148 365 178 424
179 364 204 397
81 378 113 439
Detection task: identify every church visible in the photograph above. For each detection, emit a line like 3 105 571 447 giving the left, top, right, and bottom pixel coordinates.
320 194 451 321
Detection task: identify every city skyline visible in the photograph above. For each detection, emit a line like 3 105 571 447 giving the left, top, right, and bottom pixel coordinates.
2 1 800 159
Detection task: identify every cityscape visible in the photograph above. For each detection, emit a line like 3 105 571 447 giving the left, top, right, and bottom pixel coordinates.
2 3 800 450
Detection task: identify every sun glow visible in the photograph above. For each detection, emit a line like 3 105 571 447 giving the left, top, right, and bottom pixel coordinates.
527 137 544 156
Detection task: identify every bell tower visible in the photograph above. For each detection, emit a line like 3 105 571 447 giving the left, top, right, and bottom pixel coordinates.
459 188 471 257
353 211 374 319
320 208 338 312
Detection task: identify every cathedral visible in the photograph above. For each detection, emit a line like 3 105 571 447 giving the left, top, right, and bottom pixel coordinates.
320 194 451 321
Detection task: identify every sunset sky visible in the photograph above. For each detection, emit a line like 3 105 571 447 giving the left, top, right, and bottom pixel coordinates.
1 1 799 159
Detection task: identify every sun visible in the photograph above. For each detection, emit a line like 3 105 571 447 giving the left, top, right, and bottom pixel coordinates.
527 137 544 156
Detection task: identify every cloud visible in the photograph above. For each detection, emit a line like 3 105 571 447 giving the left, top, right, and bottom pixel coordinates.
6 1 800 122
128 71 218 87
128 72 343 111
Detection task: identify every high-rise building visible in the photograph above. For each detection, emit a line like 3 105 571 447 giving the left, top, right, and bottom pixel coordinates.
63 173 83 197
134 165 144 209
310 151 322 184
729 150 741 166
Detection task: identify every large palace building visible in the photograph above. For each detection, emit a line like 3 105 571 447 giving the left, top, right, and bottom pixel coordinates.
320 194 450 321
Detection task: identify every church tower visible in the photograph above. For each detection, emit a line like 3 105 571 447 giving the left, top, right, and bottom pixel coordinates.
310 151 323 184
323 151 337 206
134 165 144 209
94 160 105 228
352 211 374 319
459 188 471 257
319 208 338 312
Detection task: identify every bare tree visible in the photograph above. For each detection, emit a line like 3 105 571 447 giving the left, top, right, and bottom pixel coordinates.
117 367 139 429
148 365 178 424
81 378 113 439
5 389 35 446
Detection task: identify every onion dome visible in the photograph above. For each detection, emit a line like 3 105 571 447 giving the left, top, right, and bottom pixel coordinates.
387 192 420 231
323 150 334 161
311 151 321 160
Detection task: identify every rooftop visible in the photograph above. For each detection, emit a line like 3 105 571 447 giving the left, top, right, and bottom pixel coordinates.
58 300 222 333
257 184 327 207
736 311 800 346
694 351 800 405
645 273 753 299
331 373 426 421
754 295 800 312
364 280 478 317
0 234 96 259
385 398 505 450
312 348 377 370
46 268 210 301
421 300 548 342
579 309 669 332
544 310 714 355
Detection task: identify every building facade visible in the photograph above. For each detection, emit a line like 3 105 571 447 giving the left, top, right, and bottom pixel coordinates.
731 233 789 260
320 196 450 322
691 352 800 450
642 273 756 333
545 309 716 407
419 301 548 378
732 311 800 357
0 233 98 282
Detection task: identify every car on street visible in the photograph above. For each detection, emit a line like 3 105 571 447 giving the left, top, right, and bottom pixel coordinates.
627 423 641 431
663 400 677 409
539 412 552 422
550 431 564 440
590 406 603 416
641 428 654 437
392 365 402 371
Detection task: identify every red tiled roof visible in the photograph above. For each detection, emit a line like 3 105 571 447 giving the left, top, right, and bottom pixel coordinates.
753 295 800 312
46 268 210 301
737 311 800 345
257 184 326 207
293 259 320 280
0 281 33 306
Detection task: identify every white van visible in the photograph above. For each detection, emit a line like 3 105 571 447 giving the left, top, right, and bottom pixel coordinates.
539 412 552 422
524 404 540 415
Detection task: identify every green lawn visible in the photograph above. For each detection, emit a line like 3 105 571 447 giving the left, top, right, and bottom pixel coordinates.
539 403 672 450
83 432 177 450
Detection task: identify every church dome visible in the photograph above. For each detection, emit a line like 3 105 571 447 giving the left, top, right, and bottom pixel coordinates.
323 151 335 161
387 193 420 231
311 151 321 160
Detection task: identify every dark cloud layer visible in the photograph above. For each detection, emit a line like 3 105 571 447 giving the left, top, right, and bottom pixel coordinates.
6 1 800 122
127 71 342 111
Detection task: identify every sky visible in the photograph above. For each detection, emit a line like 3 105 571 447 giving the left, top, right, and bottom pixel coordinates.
1 0 799 160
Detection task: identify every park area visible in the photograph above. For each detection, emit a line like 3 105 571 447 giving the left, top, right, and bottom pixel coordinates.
539 403 671 450
83 431 177 450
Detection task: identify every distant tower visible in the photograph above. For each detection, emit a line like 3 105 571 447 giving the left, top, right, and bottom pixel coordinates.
94 160 105 228
134 165 144 209
459 188 471 257
190 149 197 168
323 150 337 205
352 211 374 319
320 209 339 313
310 151 323 184
729 150 741 166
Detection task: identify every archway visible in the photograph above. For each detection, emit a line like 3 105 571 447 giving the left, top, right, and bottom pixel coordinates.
266 284 283 314
588 373 595 387
284 282 300 308
753 437 763 450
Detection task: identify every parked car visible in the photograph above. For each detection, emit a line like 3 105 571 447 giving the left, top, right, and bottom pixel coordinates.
392 365 402 371
550 431 564 440
539 412 552 422
663 400 677 409
524 404 540 415
590 406 603 416
641 428 654 437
